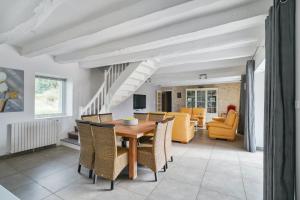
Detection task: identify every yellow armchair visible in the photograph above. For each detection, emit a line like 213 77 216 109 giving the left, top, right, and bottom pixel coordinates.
191 107 206 127
179 107 192 116
166 112 195 143
207 110 239 141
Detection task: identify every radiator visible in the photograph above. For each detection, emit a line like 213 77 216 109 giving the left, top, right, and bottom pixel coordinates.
9 119 60 153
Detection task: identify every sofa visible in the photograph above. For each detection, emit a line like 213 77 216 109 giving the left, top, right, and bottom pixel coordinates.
206 110 239 141
166 112 195 143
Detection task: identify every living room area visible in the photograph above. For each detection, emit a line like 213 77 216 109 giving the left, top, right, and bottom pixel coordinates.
0 0 298 200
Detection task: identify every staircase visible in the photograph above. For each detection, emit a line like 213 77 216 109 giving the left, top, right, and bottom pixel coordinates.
80 60 157 116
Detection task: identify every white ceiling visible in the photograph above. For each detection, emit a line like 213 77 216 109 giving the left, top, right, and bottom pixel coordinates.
0 0 272 86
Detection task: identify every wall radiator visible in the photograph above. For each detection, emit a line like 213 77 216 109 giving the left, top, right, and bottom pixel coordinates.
9 119 60 153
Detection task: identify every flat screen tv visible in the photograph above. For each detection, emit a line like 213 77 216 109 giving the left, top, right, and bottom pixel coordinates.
133 94 146 109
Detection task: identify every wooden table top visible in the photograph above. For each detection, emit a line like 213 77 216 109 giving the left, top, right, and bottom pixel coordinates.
107 120 156 138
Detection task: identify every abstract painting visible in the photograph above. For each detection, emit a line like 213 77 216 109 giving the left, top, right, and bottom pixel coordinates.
0 67 24 112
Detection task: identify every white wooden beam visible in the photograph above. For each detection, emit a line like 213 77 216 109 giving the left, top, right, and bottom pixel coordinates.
156 57 250 74
157 45 256 68
152 76 242 87
20 0 220 56
55 0 270 65
0 0 66 44
77 26 263 67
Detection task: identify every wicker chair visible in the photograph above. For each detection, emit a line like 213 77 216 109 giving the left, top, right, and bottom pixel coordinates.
134 113 149 121
164 117 175 169
139 113 166 144
81 115 100 123
137 119 168 181
90 123 128 190
148 112 166 121
75 120 95 178
99 113 113 122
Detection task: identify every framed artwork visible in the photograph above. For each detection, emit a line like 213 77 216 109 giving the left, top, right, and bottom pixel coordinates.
177 92 182 98
0 67 24 113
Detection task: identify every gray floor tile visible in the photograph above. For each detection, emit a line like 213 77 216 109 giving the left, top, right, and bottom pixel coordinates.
164 164 205 185
0 161 18 178
12 182 52 200
42 194 63 200
201 171 246 200
241 165 263 183
0 173 33 191
92 187 146 200
147 178 199 200
206 159 241 177
37 166 81 193
197 188 242 200
244 179 263 200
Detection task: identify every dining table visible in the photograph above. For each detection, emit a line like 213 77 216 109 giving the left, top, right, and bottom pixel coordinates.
107 120 156 180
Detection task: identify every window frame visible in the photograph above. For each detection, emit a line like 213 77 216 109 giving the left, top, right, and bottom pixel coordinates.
34 75 67 118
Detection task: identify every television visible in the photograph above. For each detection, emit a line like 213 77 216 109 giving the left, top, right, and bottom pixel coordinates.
133 94 146 109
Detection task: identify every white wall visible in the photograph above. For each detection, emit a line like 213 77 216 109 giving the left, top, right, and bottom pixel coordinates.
0 44 102 156
254 70 265 149
111 83 159 119
296 0 300 198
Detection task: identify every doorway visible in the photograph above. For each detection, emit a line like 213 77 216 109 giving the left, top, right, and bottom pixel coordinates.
162 91 172 112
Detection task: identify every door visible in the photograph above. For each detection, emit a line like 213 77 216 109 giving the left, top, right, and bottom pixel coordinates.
186 90 196 108
206 89 218 121
162 91 172 112
197 90 206 108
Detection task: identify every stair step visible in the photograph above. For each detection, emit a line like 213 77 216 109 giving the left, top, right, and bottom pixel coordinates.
68 131 79 140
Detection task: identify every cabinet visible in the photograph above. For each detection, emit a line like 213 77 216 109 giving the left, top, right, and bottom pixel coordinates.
186 88 218 122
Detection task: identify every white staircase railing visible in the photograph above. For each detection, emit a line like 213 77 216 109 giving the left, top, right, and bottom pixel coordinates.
79 63 129 116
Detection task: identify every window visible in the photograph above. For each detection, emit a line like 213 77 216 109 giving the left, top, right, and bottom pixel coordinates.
35 76 66 116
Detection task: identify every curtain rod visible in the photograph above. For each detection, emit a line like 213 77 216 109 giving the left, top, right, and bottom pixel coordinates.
251 45 265 60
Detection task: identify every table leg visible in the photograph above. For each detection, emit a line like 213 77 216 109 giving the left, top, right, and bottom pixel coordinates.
128 138 137 179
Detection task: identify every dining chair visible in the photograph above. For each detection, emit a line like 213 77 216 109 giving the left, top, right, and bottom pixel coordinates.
140 112 166 143
164 117 175 169
99 113 113 122
81 114 100 123
148 112 166 121
134 113 149 121
90 123 128 190
137 119 168 181
75 120 95 179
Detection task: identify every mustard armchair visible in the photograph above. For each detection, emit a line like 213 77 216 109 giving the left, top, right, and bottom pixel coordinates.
179 107 192 116
207 110 239 141
191 107 206 127
166 112 195 143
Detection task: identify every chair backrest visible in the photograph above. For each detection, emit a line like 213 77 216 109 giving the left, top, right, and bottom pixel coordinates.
192 107 206 117
75 120 95 169
224 110 237 127
81 115 100 123
148 112 166 121
152 119 168 171
90 123 117 180
134 113 149 121
164 117 175 161
180 107 192 116
99 113 113 122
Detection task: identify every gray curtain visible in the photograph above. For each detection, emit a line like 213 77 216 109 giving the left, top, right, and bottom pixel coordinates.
238 75 246 134
264 0 295 200
244 60 256 152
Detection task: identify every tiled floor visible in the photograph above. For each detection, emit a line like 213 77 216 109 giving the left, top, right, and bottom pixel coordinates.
0 130 263 200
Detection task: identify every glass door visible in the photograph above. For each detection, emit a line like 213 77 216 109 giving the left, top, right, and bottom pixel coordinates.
186 90 196 108
206 89 218 121
196 90 206 108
